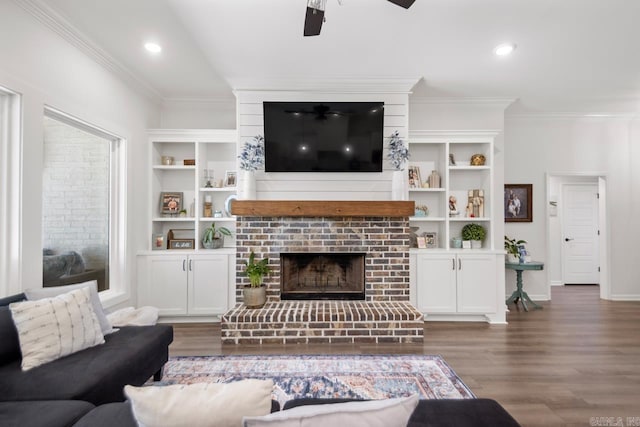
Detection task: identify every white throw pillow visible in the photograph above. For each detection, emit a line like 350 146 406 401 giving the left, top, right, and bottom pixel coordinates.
24 280 113 335
125 379 274 427
243 395 419 427
9 287 105 371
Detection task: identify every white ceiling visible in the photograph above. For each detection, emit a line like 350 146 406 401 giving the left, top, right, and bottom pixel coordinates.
41 0 640 113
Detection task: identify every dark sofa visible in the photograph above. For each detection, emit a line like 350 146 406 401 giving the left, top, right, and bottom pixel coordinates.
1 292 519 426
1 397 520 427
0 293 173 412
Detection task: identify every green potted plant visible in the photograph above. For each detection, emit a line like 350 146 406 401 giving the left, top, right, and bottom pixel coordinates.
242 250 271 308
461 223 486 249
201 223 232 249
504 235 527 263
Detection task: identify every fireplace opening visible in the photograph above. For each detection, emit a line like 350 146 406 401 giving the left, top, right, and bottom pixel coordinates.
280 253 365 300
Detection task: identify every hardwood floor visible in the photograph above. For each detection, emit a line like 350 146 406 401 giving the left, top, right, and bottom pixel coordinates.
169 286 640 427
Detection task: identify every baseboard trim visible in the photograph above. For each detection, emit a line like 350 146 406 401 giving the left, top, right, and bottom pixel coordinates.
550 281 564 287
610 294 640 301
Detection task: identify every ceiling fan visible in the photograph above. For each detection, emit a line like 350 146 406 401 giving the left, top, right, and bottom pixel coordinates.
304 0 416 36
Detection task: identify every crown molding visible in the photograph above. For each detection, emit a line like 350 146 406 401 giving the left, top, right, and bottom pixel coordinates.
232 77 421 94
506 112 638 119
14 0 162 104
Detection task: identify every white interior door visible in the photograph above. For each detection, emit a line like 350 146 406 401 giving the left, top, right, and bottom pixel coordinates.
561 184 600 284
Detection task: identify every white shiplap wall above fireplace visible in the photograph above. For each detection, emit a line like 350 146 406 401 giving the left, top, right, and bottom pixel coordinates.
234 81 418 201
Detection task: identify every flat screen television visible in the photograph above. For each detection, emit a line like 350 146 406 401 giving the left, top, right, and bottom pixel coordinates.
263 101 384 172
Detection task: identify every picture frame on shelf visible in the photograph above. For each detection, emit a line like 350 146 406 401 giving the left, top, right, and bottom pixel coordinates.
168 239 195 250
160 192 183 215
504 184 532 222
224 170 237 187
416 237 427 249
152 234 165 250
424 232 437 248
408 165 421 189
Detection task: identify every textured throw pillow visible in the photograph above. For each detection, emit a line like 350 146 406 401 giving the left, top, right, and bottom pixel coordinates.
9 287 105 371
24 280 113 335
243 395 419 427
125 379 274 427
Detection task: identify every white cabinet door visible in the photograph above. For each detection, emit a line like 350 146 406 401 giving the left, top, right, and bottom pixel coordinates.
415 254 457 313
188 254 229 315
456 253 497 313
143 255 188 316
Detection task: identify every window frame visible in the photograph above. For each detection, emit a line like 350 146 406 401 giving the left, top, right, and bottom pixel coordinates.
0 86 22 298
43 106 127 307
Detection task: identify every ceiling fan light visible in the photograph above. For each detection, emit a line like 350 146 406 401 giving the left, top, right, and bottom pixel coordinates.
494 43 516 56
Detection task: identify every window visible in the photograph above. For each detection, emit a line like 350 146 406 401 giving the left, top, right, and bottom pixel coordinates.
42 108 125 296
0 86 21 297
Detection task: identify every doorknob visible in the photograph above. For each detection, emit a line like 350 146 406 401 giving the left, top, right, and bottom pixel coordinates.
565 238 574 242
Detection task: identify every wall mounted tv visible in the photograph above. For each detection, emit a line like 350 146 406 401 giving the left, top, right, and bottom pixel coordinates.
263 101 384 172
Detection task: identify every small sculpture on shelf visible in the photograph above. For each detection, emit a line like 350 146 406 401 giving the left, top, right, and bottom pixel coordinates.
449 195 459 216
466 189 485 218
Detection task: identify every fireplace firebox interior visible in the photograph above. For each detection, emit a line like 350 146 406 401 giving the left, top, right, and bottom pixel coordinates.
280 252 365 300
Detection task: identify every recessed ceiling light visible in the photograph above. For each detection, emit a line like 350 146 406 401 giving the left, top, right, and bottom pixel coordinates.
494 43 516 56
144 42 162 54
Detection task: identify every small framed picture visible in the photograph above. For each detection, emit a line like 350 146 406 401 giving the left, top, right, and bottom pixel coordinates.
408 165 422 189
224 171 237 187
160 192 183 215
152 234 165 250
168 239 195 250
504 184 533 222
424 232 437 248
416 237 427 249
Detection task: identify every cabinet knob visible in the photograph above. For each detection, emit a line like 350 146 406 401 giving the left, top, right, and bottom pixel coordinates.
458 258 462 270
189 259 193 271
182 259 186 271
452 258 456 270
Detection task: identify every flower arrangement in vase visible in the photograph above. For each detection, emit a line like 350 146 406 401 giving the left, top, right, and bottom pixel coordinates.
387 131 409 171
237 135 265 199
238 135 265 172
387 131 410 200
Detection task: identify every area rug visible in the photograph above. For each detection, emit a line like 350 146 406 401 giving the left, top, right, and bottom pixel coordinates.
160 354 474 405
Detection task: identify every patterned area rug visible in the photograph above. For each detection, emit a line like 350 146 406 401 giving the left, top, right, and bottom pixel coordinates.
160 354 474 405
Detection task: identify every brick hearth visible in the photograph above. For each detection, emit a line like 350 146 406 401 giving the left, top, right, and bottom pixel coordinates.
222 203 423 345
222 301 423 344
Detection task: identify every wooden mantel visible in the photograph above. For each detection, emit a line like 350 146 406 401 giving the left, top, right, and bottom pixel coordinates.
231 200 415 218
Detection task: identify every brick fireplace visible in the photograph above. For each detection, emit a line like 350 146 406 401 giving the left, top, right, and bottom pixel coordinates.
221 201 423 344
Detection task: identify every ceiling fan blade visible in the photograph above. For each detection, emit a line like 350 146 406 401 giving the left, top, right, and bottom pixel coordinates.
304 7 324 36
387 0 415 8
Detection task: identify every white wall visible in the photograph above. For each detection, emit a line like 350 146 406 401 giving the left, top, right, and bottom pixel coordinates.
0 1 160 302
235 90 409 201
505 115 640 300
160 99 235 129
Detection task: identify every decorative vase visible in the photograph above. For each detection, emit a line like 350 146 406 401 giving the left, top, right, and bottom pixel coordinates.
506 254 519 263
202 238 223 250
241 170 256 200
391 170 407 201
471 240 482 249
428 170 441 188
243 285 266 309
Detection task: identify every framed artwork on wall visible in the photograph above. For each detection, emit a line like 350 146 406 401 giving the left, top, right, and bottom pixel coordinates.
504 184 532 222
